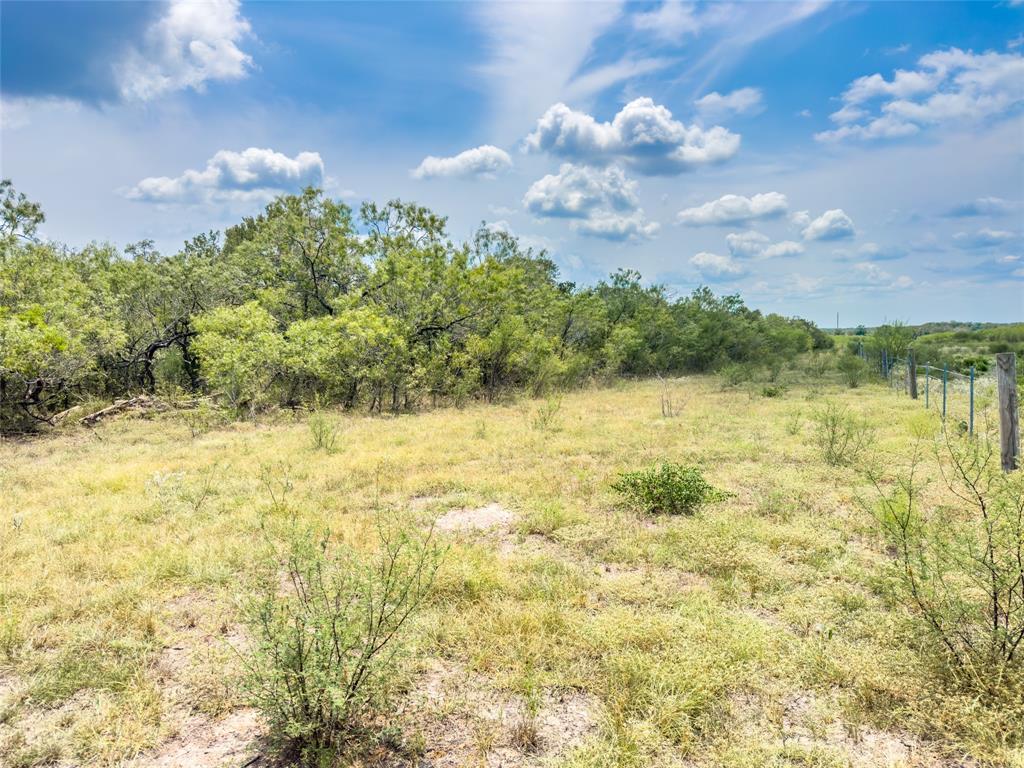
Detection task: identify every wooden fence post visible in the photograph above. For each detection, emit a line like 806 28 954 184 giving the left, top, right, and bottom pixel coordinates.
907 354 918 399
997 352 1019 472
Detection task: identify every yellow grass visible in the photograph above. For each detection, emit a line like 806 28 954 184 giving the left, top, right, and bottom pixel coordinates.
0 375 1020 767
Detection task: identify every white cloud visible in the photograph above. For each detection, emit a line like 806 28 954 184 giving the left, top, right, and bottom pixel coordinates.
801 209 856 241
127 147 324 203
474 2 625 143
853 242 906 261
725 231 803 259
116 0 253 101
632 0 704 43
524 98 740 175
690 251 744 276
522 163 658 241
953 227 1018 248
852 262 913 289
677 192 788 226
725 231 770 257
694 87 764 120
762 240 806 258
816 46 1024 142
411 145 512 180
575 212 660 241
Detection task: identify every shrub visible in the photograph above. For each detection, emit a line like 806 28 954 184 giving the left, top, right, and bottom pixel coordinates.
308 412 341 453
719 362 752 388
240 518 442 762
531 396 563 432
192 302 285 414
611 462 728 515
784 409 802 436
761 384 785 398
837 353 870 388
812 402 874 467
869 431 1024 688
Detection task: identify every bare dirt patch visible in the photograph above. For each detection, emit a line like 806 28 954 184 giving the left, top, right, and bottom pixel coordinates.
435 503 514 533
128 593 265 768
406 659 599 767
136 709 263 768
729 690 964 768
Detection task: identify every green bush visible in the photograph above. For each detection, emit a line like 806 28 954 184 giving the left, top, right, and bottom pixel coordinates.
811 402 874 466
836 354 870 388
869 432 1024 688
611 462 728 515
240 518 442 762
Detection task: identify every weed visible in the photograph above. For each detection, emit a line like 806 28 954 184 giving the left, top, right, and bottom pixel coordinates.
611 462 729 516
239 515 442 762
784 409 802 436
181 401 228 438
309 411 341 453
811 402 874 466
837 354 870 388
531 396 563 432
869 430 1024 686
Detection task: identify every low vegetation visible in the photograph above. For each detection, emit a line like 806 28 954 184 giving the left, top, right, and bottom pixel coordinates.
241 517 442 762
2 374 1021 767
611 462 728 516
869 428 1024 686
812 401 875 467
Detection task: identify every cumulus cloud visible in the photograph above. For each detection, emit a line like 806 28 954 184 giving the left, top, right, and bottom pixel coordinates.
127 147 324 203
524 98 740 175
690 251 745 277
115 0 253 101
411 145 512 180
575 212 660 242
523 163 658 241
801 209 855 241
676 192 788 226
816 46 1024 142
725 231 803 260
694 87 764 120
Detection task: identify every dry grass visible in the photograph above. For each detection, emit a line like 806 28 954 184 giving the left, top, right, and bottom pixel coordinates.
0 375 1020 767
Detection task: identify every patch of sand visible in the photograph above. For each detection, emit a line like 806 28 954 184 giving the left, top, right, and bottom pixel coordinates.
435 503 514 533
408 659 598 767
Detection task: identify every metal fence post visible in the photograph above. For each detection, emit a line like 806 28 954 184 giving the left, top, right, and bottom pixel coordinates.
969 365 974 436
942 364 947 420
908 354 918 399
925 364 930 409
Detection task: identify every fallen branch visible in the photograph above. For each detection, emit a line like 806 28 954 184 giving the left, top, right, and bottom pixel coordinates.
80 396 165 426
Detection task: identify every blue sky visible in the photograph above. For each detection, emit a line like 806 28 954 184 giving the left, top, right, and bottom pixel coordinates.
2 0 1022 326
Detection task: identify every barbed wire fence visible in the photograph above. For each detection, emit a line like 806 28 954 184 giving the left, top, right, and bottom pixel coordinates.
873 348 1019 472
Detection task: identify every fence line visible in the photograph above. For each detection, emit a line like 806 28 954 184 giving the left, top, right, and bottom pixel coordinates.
880 350 1019 472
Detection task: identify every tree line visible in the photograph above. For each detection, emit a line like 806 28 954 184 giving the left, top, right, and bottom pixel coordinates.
0 182 833 434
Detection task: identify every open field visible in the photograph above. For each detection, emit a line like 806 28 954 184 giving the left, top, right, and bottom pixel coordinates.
1 376 1021 767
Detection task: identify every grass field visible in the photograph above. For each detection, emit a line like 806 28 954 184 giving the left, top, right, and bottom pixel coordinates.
0 375 1021 767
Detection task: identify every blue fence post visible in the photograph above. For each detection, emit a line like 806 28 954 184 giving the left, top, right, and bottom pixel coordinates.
925 364 930 409
942 364 948 420
969 365 975 436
